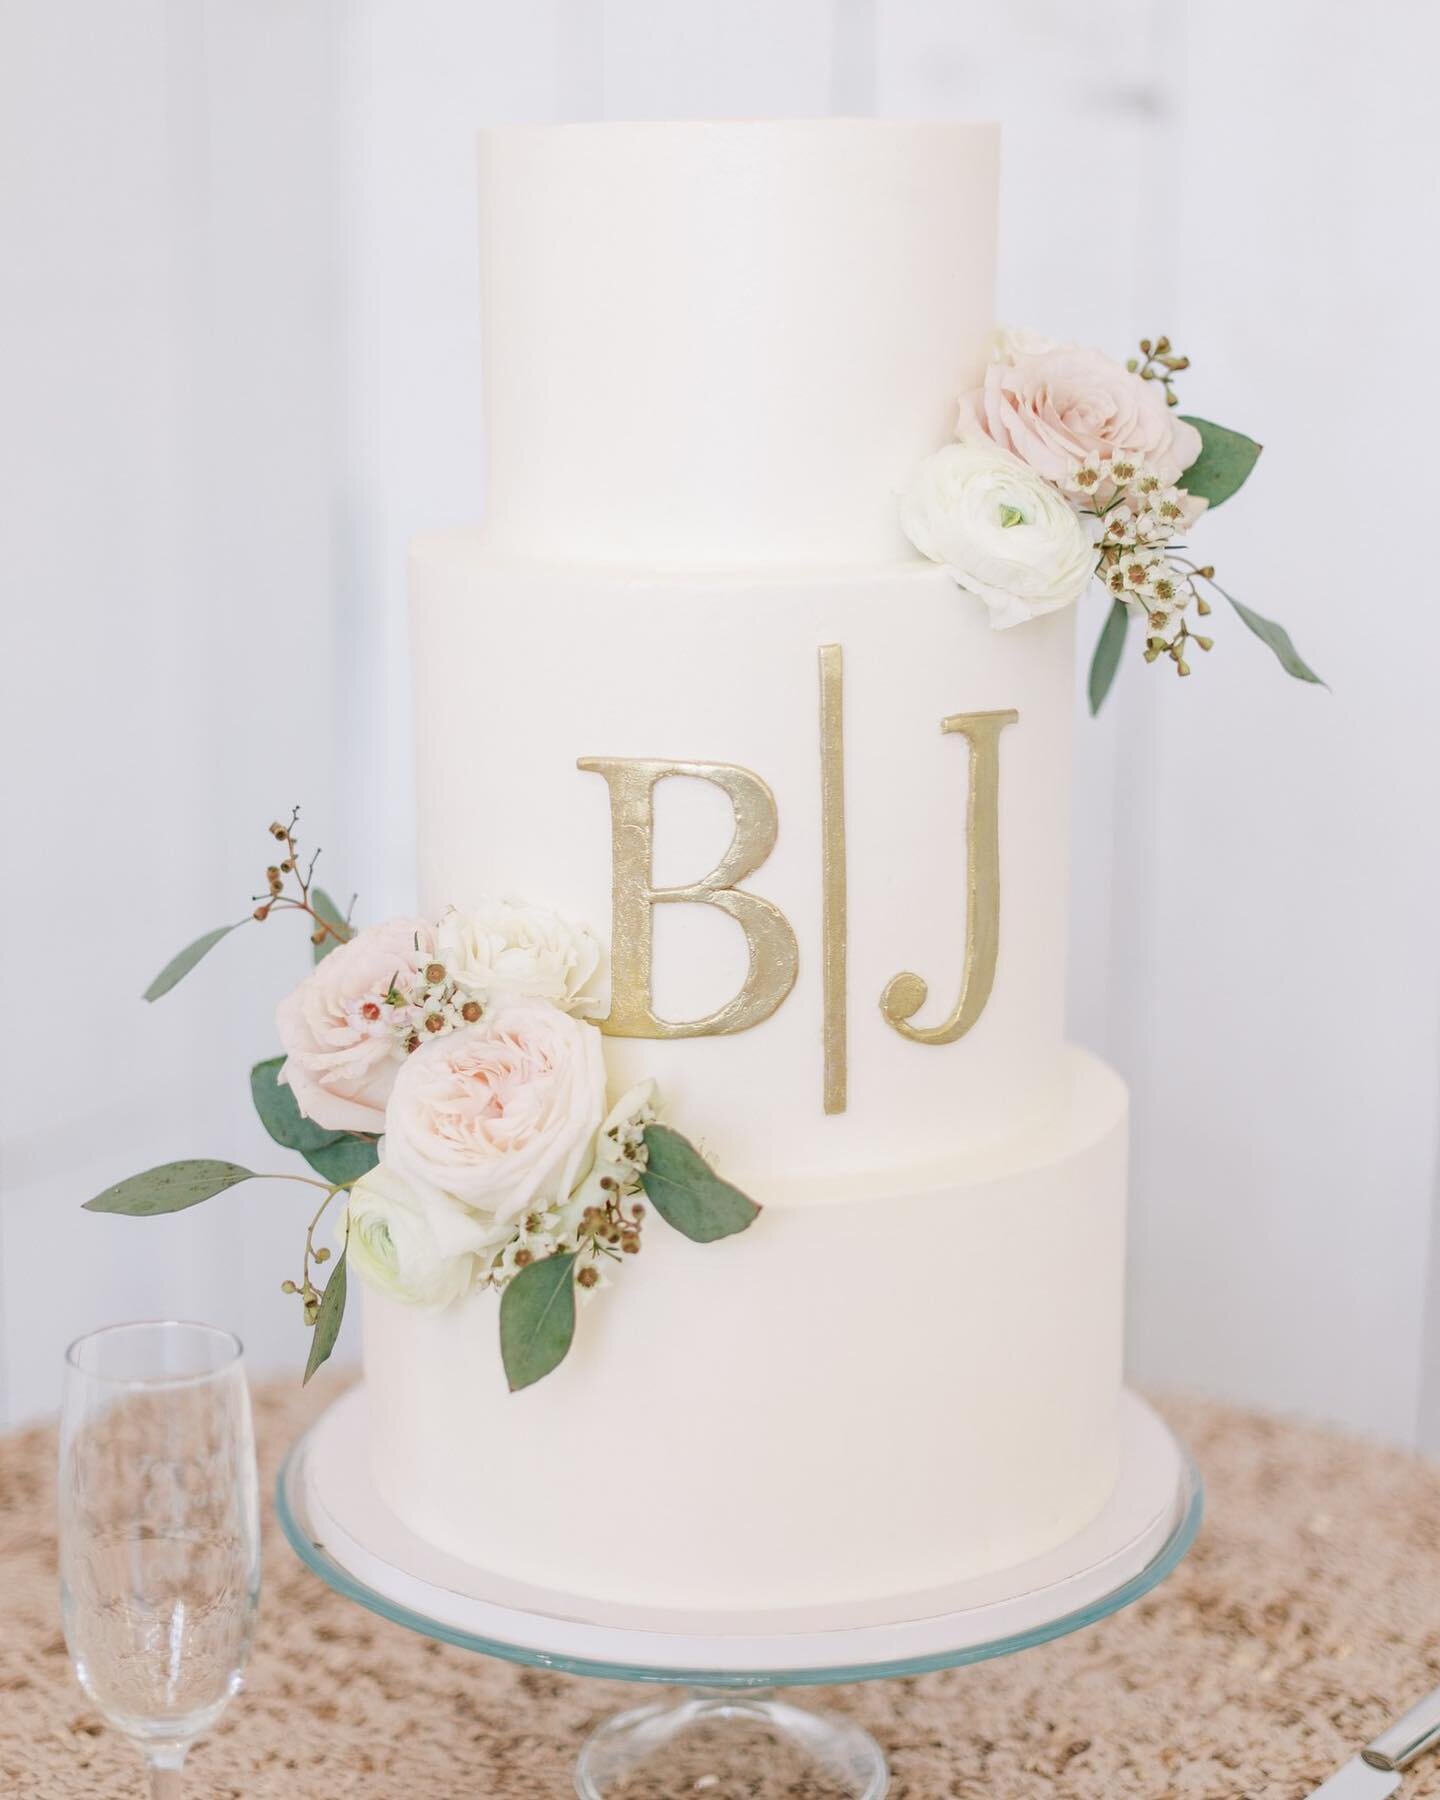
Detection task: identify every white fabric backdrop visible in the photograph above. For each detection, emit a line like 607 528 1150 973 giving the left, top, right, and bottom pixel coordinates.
3 0 1437 1440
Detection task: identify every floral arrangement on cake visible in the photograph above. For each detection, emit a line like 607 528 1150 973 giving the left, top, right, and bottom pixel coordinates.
83 812 759 1390
900 329 1323 711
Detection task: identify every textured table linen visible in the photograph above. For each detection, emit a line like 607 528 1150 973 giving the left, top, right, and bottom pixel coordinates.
3 1375 1439 1797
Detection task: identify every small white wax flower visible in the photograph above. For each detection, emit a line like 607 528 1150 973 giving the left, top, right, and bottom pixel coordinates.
575 1260 613 1300
343 991 397 1042
1065 461 1106 499
482 1222 568 1291
568 1080 658 1213
1117 549 1162 592
901 442 1098 629
1131 510 1173 548
1147 485 1207 533
1141 563 1192 614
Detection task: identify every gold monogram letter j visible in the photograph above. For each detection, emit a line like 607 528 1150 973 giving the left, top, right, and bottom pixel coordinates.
578 758 799 1038
880 709 1018 1046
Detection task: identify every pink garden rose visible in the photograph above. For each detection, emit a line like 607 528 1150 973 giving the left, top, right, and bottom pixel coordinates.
276 917 436 1133
957 341 1203 489
382 999 607 1227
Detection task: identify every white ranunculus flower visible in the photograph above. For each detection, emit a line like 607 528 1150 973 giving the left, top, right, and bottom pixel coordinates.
900 442 1099 629
382 1000 609 1227
436 899 601 1016
344 1160 504 1311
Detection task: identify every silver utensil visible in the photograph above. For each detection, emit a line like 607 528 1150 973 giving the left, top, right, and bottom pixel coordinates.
1311 1686 1440 1797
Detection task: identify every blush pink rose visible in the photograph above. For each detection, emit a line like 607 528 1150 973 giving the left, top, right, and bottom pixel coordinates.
276 917 436 1133
382 1000 607 1228
956 343 1203 489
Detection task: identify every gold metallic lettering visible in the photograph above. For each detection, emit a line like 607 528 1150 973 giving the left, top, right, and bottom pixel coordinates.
578 757 799 1038
880 709 1018 1046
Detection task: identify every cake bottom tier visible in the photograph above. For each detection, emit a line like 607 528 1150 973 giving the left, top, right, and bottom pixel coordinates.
362 1047 1128 1611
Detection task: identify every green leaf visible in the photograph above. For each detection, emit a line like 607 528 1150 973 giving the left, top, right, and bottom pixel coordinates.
83 1159 256 1216
143 922 244 1001
640 1125 761 1243
250 1057 343 1154
1178 416 1262 509
304 1245 348 1384
302 1135 380 1187
1224 591 1327 688
247 1057 376 1185
499 1252 577 1392
311 888 348 963
1088 598 1130 716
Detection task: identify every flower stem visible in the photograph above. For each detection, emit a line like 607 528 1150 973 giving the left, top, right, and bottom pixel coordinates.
302 1184 347 1309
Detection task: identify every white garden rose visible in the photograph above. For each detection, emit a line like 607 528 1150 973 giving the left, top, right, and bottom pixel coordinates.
900 442 1098 629
344 1160 503 1311
436 899 601 1016
382 999 608 1227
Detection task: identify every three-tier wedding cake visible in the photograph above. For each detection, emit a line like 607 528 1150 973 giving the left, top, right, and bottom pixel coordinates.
362 119 1128 1611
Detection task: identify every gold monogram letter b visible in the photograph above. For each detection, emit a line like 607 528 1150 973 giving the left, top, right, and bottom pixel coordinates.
578 757 799 1038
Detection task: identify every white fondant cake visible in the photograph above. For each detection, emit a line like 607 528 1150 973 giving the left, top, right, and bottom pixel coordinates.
365 119 1130 1611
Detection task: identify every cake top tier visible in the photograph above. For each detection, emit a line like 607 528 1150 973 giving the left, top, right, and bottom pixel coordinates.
478 119 998 567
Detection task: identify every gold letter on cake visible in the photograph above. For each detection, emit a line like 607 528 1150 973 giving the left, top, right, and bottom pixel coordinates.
880 709 1018 1046
578 757 799 1039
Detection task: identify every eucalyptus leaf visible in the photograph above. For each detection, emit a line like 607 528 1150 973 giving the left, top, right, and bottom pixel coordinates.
1224 590 1327 688
302 1135 380 1187
250 1057 343 1154
640 1125 761 1243
1178 417 1262 509
499 1252 577 1392
1088 598 1130 716
84 1159 257 1216
143 922 244 1002
304 1245 348 1384
311 887 349 963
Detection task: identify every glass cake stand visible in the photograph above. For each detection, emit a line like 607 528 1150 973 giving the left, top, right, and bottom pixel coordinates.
276 1386 1201 1797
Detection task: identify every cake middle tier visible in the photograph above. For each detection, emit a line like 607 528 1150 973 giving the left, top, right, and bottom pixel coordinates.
412 537 1076 1180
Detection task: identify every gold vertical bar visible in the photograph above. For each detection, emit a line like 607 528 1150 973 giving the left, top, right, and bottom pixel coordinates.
818 643 848 1115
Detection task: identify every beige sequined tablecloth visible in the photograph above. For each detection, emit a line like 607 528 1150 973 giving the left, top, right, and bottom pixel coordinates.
2 1375 1439 1797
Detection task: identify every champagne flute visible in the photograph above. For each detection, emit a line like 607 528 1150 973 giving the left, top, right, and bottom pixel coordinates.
58 1321 261 1796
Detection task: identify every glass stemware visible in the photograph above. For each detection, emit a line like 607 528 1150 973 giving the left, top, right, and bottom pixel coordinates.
58 1321 261 1797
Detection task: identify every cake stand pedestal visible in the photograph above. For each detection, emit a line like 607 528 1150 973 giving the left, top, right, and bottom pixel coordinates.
277 1387 1201 1797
